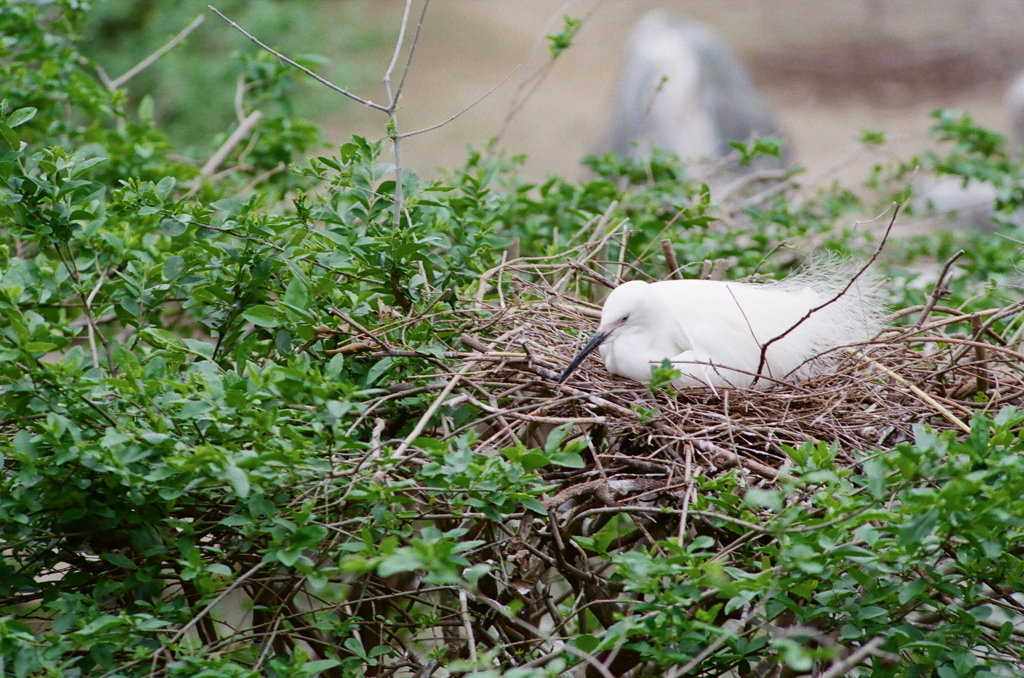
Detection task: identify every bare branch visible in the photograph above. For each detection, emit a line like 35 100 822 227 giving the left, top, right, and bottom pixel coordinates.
200 110 263 177
208 6 388 112
393 0 433 106
751 204 899 387
915 248 964 329
382 0 416 105
458 590 478 664
817 637 887 678
397 66 518 139
110 15 206 89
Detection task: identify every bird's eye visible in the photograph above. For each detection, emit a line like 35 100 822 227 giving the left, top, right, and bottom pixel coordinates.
620 313 629 322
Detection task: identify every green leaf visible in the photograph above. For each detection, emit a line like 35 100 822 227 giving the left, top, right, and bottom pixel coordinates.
13 430 36 461
181 338 215 359
378 550 423 577
138 95 154 125
543 423 571 455
284 275 311 309
224 465 250 498
155 176 175 201
898 578 927 605
744 488 782 512
241 305 281 328
520 497 547 515
574 633 600 653
364 357 394 386
898 509 938 547
101 552 137 570
550 451 585 468
24 341 57 353
521 451 549 472
162 255 185 281
70 156 107 178
302 660 341 674
140 327 183 351
0 122 20 149
7 107 37 128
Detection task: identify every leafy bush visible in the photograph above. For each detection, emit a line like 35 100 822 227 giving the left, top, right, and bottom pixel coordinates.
3 3 1024 678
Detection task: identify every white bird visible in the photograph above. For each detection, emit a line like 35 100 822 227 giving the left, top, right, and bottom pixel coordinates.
558 271 882 390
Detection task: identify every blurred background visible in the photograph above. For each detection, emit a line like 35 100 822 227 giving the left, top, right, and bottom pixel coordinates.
85 0 1024 184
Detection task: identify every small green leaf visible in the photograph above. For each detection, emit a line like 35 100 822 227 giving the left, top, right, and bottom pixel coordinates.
543 423 571 455
138 95 154 125
162 255 185 281
574 634 600 653
13 430 36 460
7 107 37 128
302 660 341 674
24 341 57 352
155 176 175 201
101 552 137 569
899 509 938 547
0 122 21 149
224 465 250 498
181 338 215 359
744 488 782 512
521 497 547 515
140 328 183 351
71 156 107 178
550 451 585 468
284 276 311 309
378 550 423 577
520 452 549 472
242 305 280 328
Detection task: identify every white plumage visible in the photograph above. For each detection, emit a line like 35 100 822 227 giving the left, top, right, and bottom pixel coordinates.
558 270 883 389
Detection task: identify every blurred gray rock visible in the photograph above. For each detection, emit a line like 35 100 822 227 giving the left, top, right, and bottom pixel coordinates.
609 11 788 175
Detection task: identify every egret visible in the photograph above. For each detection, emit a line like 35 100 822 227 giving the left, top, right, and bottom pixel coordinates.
558 272 882 389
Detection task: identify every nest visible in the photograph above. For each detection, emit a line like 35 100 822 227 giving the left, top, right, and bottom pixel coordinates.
440 258 1024 484
325 255 1024 674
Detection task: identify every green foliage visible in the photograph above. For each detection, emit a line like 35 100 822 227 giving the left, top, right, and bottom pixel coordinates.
611 410 1024 675
546 15 581 58
82 0 393 148
4 3 1024 677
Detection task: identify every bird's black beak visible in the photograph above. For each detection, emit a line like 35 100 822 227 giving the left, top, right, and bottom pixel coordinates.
557 331 610 383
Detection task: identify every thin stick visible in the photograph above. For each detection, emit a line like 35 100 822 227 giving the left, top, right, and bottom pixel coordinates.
493 2 600 145
662 239 681 280
849 348 971 434
817 637 886 678
382 0 415 103
200 110 263 176
156 561 266 659
110 15 206 89
458 590 478 664
398 66 517 139
972 315 990 395
915 249 964 329
393 361 476 461
676 442 693 547
209 6 388 112
394 0 432 105
380 0 419 230
751 204 898 387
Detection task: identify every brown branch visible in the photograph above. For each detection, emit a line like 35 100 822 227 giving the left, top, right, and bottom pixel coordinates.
751 204 899 387
661 239 681 279
209 7 388 111
915 248 964 329
109 15 206 89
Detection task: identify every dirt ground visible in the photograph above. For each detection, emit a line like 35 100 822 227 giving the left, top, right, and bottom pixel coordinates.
325 0 1024 189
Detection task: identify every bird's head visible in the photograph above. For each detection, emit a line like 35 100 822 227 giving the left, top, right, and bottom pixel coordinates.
557 280 651 384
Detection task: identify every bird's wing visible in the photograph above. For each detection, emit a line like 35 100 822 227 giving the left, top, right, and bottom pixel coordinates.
662 282 821 381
